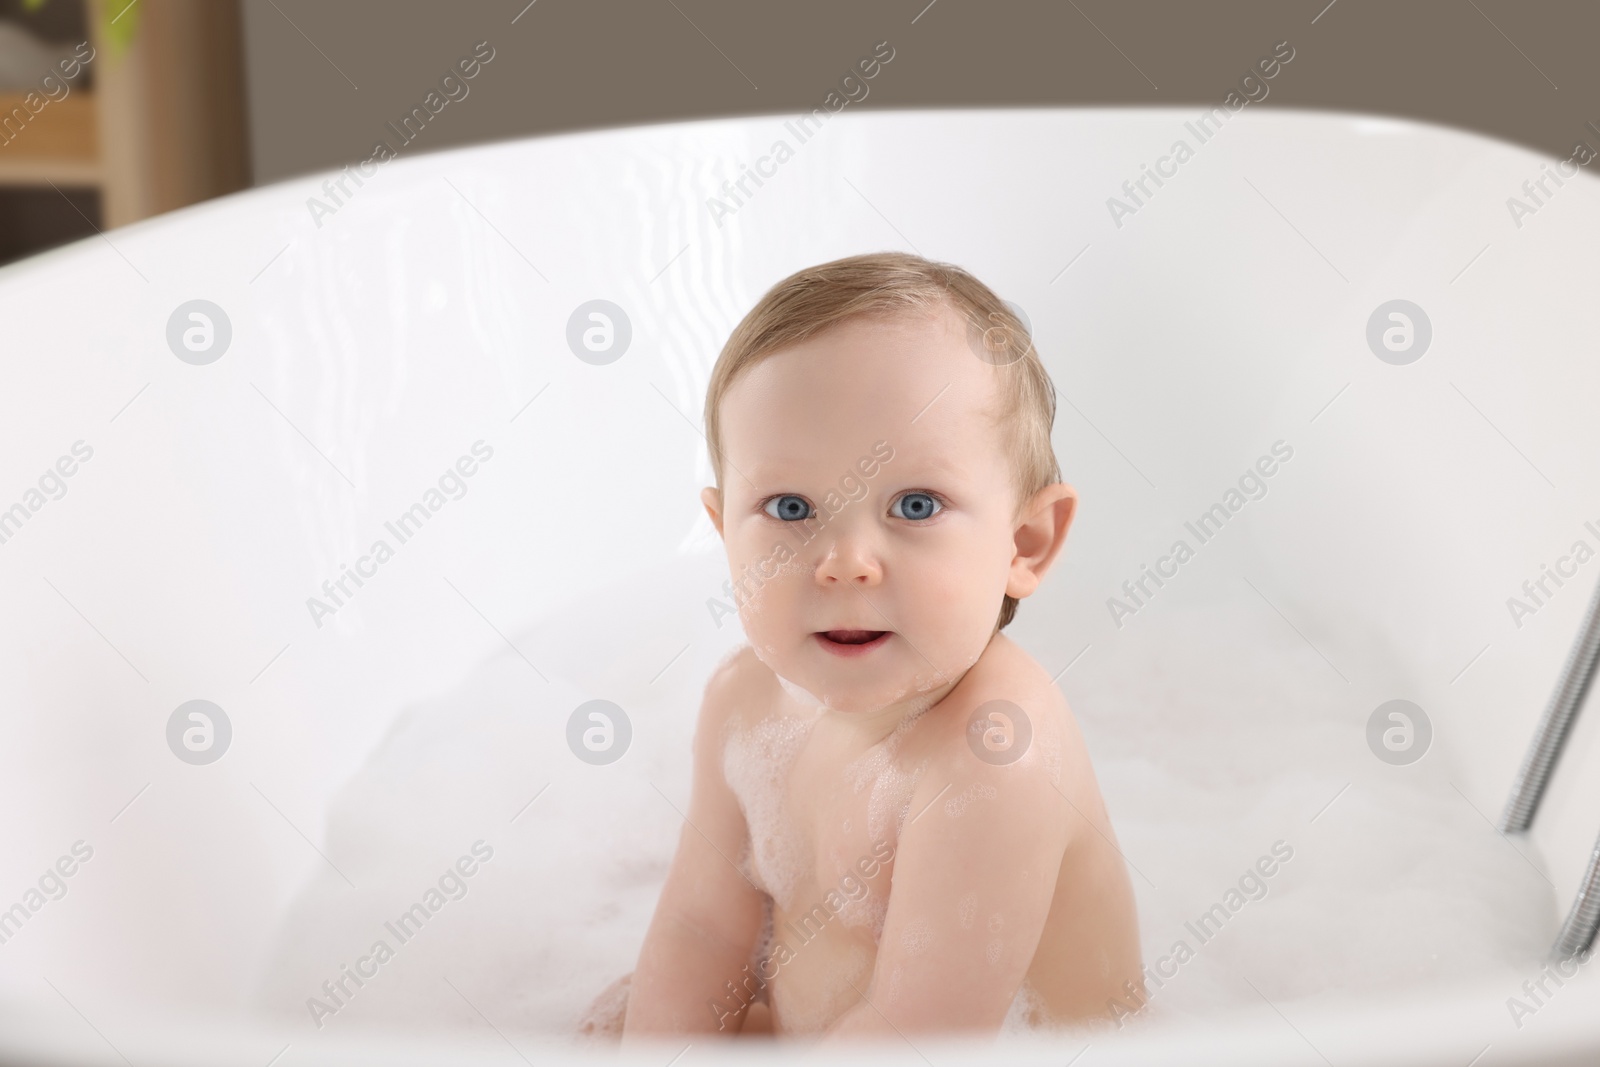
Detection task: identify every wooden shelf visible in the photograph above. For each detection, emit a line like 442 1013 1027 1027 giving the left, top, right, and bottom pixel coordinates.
0 91 101 187
0 1 248 227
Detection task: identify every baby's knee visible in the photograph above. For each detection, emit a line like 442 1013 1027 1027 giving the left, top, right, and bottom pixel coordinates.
576 971 632 1041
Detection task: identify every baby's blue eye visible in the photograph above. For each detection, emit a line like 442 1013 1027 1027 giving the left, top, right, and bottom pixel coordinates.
764 495 813 521
892 492 941 521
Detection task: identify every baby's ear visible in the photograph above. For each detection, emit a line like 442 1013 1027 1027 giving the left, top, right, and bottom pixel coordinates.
700 486 726 538
1006 483 1077 600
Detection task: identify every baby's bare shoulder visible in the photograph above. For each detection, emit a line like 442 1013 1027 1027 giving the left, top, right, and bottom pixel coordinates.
967 633 1068 711
895 636 1082 861
693 644 780 754
919 635 1081 791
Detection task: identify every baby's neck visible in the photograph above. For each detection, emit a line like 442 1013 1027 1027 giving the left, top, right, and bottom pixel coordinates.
784 674 960 752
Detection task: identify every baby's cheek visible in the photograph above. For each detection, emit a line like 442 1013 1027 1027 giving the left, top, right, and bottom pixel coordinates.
917 614 993 683
919 544 1004 615
734 557 799 621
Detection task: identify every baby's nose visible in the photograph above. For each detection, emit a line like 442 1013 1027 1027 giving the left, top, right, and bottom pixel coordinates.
814 536 883 585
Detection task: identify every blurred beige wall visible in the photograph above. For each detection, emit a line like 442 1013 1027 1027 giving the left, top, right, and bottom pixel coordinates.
240 0 1600 185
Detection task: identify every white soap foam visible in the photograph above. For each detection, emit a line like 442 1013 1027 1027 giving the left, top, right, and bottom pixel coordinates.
1000 978 1047 1035
833 871 888 935
944 781 998 818
1038 725 1063 787
251 576 1555 1038
900 918 934 956
1065 589 1556 1027
844 717 931 848
722 707 819 911
773 670 830 712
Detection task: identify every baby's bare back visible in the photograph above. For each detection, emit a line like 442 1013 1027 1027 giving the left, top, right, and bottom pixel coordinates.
717 634 1143 1034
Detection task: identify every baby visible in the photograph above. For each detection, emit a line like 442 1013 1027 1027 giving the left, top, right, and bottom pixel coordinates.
599 251 1141 1042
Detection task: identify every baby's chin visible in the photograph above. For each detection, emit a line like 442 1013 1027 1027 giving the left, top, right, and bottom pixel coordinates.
759 650 950 717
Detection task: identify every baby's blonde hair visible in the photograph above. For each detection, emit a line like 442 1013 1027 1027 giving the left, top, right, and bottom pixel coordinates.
704 251 1062 631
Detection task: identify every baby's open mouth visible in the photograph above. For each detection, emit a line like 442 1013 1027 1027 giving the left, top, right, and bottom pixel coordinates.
814 629 892 656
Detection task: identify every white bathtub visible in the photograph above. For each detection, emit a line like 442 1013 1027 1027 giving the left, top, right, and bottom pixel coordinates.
2 105 1600 1065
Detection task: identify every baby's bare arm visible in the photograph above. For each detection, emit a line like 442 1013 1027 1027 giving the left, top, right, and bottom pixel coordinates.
821 696 1075 1038
623 651 768 1042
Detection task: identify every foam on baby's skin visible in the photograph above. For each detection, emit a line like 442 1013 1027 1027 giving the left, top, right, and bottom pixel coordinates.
722 708 818 911
905 639 985 699
753 644 850 713
825 713 929 939
1039 725 1063 787
944 780 997 818
900 918 934 956
845 715 931 844
747 895 776 992
896 684 946 720
836 888 888 936
773 671 830 711
572 972 631 1039
883 964 904 1003
957 893 977 929
1000 978 1047 1034
831 840 891 932
985 912 1006 965
745 636 962 939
